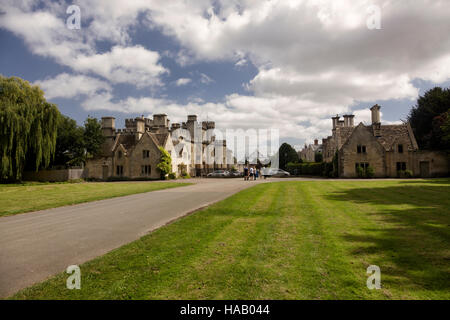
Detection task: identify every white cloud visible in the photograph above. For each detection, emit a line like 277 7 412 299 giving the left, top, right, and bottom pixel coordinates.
35 73 112 100
175 78 192 86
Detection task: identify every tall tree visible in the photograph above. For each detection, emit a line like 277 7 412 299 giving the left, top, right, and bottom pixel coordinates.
408 87 450 150
278 143 299 170
83 116 105 158
53 115 85 167
0 76 60 181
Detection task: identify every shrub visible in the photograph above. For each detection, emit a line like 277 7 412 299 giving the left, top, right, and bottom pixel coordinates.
286 162 325 176
356 166 365 178
182 172 191 179
157 147 172 180
168 173 176 180
365 166 375 179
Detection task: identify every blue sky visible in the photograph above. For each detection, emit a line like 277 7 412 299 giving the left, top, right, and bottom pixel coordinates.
1 1 449 149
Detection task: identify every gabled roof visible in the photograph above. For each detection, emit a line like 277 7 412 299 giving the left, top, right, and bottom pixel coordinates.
374 123 419 151
153 133 170 146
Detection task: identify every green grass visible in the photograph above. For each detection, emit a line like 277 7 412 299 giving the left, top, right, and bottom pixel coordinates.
0 181 191 217
10 179 450 300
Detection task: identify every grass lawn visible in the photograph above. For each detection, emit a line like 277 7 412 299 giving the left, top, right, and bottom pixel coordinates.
10 179 450 300
0 181 191 217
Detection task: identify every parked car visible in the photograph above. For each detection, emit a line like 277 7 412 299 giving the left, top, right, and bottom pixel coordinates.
207 170 230 178
262 168 291 178
229 171 243 177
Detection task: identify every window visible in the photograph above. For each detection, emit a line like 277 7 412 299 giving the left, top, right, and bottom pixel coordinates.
398 144 404 153
141 165 151 176
143 150 150 159
116 165 124 176
357 145 367 154
355 162 369 173
396 162 406 171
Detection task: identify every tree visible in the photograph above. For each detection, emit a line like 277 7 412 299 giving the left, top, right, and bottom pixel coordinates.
83 116 105 158
157 147 172 179
408 87 450 150
0 76 60 181
278 143 299 170
315 152 323 163
53 115 85 167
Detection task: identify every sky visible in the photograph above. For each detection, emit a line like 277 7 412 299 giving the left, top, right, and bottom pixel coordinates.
1 0 450 150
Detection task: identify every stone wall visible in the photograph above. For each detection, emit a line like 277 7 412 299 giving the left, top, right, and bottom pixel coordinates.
23 169 86 182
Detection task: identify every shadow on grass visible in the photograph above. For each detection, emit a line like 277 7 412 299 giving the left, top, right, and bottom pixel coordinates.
325 183 450 293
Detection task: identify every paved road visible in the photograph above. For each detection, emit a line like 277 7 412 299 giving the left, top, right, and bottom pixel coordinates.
0 177 308 298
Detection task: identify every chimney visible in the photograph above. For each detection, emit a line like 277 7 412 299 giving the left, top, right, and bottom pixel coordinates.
332 115 340 129
370 104 381 124
348 115 355 127
314 139 318 146
187 115 198 122
101 117 115 137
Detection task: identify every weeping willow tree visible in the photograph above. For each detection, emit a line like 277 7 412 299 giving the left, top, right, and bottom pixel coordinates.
0 76 60 182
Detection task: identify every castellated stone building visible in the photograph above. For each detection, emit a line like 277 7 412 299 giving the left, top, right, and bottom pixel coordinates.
321 105 449 178
85 114 234 180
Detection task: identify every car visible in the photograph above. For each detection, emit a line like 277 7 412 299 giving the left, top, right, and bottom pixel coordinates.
207 170 230 178
262 168 291 178
229 171 243 177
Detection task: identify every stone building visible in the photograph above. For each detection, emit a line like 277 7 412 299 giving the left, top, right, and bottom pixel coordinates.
321 105 449 178
299 139 323 162
85 114 234 180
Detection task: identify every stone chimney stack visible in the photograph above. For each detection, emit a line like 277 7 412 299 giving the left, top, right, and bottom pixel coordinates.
101 117 115 137
343 115 355 127
314 139 318 146
332 115 340 129
370 104 381 124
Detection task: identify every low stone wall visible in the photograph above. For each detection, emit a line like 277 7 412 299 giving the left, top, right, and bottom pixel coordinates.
23 169 86 182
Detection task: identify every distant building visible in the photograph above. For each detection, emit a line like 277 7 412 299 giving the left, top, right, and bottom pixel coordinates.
299 139 323 162
85 114 234 180
318 105 448 178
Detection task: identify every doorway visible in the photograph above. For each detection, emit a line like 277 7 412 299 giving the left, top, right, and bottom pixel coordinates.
419 161 430 178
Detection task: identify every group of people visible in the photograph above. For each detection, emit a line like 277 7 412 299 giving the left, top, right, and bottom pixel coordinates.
243 166 261 181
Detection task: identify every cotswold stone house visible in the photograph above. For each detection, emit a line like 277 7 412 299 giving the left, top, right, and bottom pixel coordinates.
299 139 323 162
321 105 449 178
85 114 233 180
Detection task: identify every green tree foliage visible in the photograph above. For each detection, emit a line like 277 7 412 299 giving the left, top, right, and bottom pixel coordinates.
53 116 105 167
441 111 450 146
408 87 450 150
157 147 172 179
278 143 299 170
83 116 105 158
314 152 323 163
0 76 60 181
53 115 85 167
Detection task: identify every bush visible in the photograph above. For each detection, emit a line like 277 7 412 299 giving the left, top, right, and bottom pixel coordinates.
181 172 191 179
286 162 325 176
356 166 365 178
365 166 375 179
168 173 176 180
404 170 413 178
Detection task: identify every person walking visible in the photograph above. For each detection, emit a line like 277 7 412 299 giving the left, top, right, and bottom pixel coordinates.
249 167 254 180
244 166 249 181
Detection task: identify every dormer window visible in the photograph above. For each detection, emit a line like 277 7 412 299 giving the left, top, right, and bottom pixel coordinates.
357 145 367 154
398 144 404 153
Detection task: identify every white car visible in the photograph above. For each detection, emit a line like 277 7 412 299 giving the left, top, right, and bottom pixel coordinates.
262 168 291 177
207 170 230 178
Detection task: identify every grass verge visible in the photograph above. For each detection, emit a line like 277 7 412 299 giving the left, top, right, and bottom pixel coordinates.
0 181 191 217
